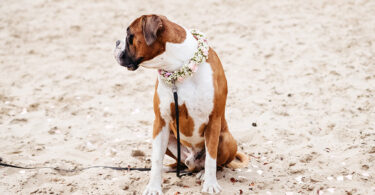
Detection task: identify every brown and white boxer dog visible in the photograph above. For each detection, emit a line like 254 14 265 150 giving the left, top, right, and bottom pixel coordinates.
114 14 248 194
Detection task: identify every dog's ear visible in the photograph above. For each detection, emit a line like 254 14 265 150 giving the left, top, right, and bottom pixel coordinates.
142 15 163 46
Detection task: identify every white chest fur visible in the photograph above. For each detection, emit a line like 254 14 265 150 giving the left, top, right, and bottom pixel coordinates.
157 61 214 147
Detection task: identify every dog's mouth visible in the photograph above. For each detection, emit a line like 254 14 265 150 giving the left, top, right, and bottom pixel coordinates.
123 63 139 71
120 57 143 71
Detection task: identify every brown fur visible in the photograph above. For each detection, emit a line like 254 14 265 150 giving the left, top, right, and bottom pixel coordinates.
169 103 194 137
142 15 163 46
204 48 232 161
227 152 250 169
195 141 205 149
127 15 186 63
152 80 165 139
198 123 206 137
205 48 247 167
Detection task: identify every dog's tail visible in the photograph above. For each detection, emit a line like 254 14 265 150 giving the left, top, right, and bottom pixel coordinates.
226 152 249 169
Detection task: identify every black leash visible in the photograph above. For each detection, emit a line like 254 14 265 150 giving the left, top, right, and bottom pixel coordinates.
0 158 151 172
0 163 150 172
172 84 182 178
0 159 194 175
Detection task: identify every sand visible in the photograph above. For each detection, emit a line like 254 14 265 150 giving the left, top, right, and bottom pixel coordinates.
1 0 375 194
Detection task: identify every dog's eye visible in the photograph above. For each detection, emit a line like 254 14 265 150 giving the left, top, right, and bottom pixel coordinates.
128 35 134 45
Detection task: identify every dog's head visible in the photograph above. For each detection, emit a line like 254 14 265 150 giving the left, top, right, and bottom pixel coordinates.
114 15 186 71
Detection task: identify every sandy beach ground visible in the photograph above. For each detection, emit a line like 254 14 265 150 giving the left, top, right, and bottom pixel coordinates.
1 0 375 194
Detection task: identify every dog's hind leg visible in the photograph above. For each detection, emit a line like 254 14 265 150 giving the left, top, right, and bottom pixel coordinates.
165 134 191 170
217 120 237 167
166 133 189 159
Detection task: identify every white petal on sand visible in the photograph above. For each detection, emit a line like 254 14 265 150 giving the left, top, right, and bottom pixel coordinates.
105 148 117 156
345 175 352 180
238 176 247 180
362 172 369 177
131 108 140 115
86 141 96 150
21 108 28 115
252 164 259 168
295 176 303 183
19 170 25 174
327 188 335 193
257 170 263 175
336 175 343 181
246 169 253 173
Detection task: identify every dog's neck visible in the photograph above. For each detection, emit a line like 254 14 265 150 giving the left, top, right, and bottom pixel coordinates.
161 28 198 72
140 28 198 72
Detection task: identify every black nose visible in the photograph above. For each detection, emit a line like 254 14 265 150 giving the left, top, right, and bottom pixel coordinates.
116 40 120 47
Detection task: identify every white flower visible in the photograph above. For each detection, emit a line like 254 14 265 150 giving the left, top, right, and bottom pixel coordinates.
188 61 196 68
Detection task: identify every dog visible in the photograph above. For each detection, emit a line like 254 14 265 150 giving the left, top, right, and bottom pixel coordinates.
114 14 248 194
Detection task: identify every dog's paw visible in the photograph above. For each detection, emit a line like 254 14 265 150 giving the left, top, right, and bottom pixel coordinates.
196 170 205 181
143 184 163 195
202 180 222 194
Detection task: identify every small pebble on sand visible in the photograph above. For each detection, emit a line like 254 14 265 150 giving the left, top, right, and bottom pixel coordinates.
131 150 145 157
327 188 335 193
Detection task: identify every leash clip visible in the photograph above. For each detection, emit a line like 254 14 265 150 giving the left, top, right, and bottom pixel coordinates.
172 82 177 93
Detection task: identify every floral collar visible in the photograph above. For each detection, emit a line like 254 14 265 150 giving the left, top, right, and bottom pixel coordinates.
158 29 209 85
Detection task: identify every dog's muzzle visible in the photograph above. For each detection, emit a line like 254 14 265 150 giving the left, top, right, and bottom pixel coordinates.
114 40 141 71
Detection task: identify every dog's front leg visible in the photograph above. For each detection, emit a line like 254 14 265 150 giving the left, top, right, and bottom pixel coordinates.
202 118 222 194
143 125 170 195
